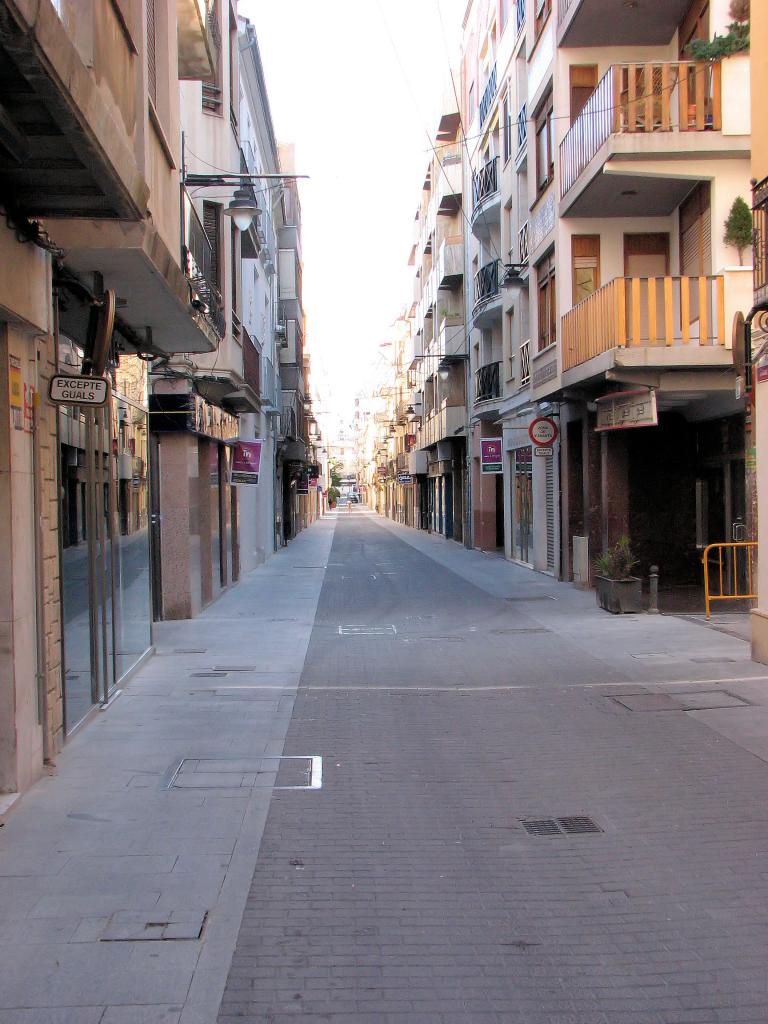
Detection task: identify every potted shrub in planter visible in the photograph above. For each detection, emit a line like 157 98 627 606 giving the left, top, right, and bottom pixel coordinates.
594 536 643 614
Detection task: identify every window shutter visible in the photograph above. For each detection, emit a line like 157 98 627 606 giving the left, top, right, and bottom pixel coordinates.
146 0 157 107
203 202 220 288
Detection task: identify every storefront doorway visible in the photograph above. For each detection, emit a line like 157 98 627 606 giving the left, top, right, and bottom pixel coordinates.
512 446 533 564
58 339 152 733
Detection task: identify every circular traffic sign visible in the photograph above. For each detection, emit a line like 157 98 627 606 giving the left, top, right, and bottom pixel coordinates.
528 416 558 447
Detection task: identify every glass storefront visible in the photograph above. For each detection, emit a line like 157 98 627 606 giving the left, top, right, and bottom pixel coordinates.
58 336 152 732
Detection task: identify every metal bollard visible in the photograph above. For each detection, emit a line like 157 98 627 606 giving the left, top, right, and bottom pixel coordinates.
648 565 660 614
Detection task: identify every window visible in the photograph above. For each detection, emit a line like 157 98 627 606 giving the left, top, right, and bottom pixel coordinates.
535 94 554 194
502 92 512 163
203 0 223 113
571 235 600 305
231 225 238 323
679 182 711 277
534 0 551 39
569 65 598 123
537 253 556 353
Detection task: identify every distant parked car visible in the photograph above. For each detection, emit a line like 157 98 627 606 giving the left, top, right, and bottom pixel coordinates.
337 496 349 507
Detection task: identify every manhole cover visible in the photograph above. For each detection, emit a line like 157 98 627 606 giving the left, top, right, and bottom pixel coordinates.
165 756 322 790
101 910 207 941
611 691 748 712
521 816 602 836
338 625 397 636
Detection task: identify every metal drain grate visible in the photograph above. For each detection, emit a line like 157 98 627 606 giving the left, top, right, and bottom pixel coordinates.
190 671 229 678
505 596 557 602
521 816 602 836
491 627 550 635
211 665 256 673
338 624 397 636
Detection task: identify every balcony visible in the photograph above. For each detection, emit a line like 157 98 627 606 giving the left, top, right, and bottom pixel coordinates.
435 147 462 215
479 64 498 127
177 0 217 79
754 176 768 306
471 157 500 237
182 191 226 339
558 0 692 47
436 236 463 289
515 0 525 37
559 61 746 218
561 275 729 379
420 405 466 448
475 361 502 404
516 103 527 154
472 260 503 327
438 317 466 360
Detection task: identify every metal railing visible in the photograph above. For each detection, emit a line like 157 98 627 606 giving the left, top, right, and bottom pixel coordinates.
515 0 526 35
479 64 498 126
475 360 501 403
702 541 757 619
473 259 501 309
472 156 499 210
518 220 529 265
182 191 225 338
519 339 531 387
516 103 527 152
560 61 722 198
754 175 768 304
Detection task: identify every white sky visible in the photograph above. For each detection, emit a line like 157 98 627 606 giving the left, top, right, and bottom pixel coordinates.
240 0 467 429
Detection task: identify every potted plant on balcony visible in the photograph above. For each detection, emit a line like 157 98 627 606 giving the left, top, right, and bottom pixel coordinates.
594 536 643 614
723 196 753 265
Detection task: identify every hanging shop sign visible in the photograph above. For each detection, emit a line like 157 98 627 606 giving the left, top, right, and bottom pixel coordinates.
595 388 658 432
528 416 558 447
480 438 503 474
296 471 309 495
49 374 109 406
377 465 388 476
230 439 263 485
308 476 319 488
396 473 413 485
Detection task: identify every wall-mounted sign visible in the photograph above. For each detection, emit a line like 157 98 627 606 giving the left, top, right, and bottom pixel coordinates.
480 438 502 474
534 446 554 458
528 416 558 447
230 439 263 485
377 465 388 476
296 471 309 495
396 473 413 485
49 375 109 406
595 388 658 432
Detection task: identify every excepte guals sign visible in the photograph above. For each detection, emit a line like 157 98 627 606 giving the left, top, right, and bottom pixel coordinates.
480 438 502 474
49 374 109 406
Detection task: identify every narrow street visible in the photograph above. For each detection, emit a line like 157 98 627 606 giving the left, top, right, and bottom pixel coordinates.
218 511 768 1024
3 511 768 1023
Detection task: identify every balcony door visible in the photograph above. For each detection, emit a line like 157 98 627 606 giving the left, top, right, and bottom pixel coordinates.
679 0 709 58
624 234 669 342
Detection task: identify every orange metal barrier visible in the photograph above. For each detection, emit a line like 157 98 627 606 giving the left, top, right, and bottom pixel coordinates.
701 541 757 618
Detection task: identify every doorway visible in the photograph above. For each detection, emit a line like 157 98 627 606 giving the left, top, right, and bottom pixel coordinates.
512 446 533 563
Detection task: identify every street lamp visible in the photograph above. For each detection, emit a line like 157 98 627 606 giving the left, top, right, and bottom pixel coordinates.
223 187 261 231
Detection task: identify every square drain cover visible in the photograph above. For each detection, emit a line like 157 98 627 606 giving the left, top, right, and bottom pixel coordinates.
166 756 322 790
521 816 602 836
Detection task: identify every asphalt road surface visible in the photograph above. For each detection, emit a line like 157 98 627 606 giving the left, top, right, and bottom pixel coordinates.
218 512 768 1023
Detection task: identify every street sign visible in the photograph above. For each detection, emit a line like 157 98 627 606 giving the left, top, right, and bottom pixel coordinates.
528 416 558 447
49 375 109 406
396 473 413 485
480 438 502 474
534 446 553 458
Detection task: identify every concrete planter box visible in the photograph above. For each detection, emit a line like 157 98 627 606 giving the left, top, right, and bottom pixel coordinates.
595 576 642 614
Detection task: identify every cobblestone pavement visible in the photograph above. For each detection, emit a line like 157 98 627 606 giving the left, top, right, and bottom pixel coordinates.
218 513 768 1024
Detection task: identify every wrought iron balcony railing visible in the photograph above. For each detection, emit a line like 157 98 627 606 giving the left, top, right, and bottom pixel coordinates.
479 64 498 126
475 360 501 403
473 259 501 309
182 190 225 338
472 156 499 210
